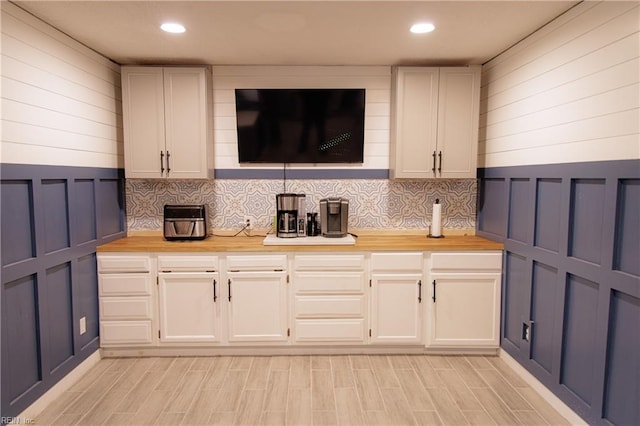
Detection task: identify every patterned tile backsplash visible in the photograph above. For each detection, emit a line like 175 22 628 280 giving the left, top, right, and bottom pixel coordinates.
126 179 477 232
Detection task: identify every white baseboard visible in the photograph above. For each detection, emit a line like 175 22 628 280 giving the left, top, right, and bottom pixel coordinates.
16 350 102 421
499 349 586 425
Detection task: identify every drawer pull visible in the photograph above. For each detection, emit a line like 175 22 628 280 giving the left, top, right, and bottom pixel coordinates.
418 280 422 303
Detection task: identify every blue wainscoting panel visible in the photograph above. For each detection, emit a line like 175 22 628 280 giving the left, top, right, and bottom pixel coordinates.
569 179 605 265
2 275 41 403
503 251 529 351
478 159 640 425
561 274 599 407
508 178 531 244
76 253 99 349
74 179 97 245
478 178 507 237
0 180 35 266
603 291 640 425
45 262 74 373
42 179 70 254
97 178 124 238
534 178 562 253
1 164 125 419
530 261 558 375
614 179 640 276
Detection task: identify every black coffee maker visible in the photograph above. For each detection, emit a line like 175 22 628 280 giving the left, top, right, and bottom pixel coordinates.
276 193 299 238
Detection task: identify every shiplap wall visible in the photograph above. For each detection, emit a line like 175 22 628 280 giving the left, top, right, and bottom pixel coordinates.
212 65 391 170
1 2 123 168
479 2 639 168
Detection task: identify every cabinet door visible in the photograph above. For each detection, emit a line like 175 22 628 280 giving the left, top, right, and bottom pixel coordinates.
121 67 166 178
227 271 288 343
370 273 423 344
391 67 439 178
427 273 501 347
158 272 221 343
163 68 209 179
436 67 480 178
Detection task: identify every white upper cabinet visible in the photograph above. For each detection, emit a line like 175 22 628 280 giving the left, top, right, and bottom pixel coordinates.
390 66 481 179
121 66 213 179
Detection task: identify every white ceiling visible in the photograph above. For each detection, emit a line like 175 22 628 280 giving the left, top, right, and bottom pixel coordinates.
13 0 579 66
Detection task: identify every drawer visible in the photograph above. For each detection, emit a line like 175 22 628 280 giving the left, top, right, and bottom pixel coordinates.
294 296 365 318
294 319 366 343
157 255 218 272
294 254 365 270
99 274 152 296
100 320 154 346
227 255 287 271
294 271 366 293
100 297 153 320
98 255 151 273
430 251 502 272
371 252 424 272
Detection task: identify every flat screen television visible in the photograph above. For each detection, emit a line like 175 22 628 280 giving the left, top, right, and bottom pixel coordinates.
235 88 365 164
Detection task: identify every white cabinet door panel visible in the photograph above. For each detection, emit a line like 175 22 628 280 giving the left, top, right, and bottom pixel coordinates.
158 272 220 343
370 273 423 344
428 273 501 347
227 271 288 342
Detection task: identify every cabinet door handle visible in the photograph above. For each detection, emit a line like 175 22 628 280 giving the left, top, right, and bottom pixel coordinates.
228 278 232 301
160 151 165 174
438 151 442 173
166 151 171 174
213 279 217 302
432 151 437 173
432 280 437 302
418 280 422 303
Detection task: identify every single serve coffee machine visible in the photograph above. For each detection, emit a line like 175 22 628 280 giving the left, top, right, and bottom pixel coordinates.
276 193 299 238
320 197 349 237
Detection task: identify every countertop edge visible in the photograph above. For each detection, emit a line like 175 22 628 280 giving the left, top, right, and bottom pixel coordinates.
97 234 504 253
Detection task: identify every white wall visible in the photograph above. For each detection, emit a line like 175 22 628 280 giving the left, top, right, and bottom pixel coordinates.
479 2 639 168
212 65 390 170
0 2 122 168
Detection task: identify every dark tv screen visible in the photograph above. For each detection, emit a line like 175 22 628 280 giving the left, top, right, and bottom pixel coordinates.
235 88 365 163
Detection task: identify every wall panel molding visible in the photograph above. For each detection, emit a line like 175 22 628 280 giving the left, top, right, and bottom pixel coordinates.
1 163 125 418
478 159 640 425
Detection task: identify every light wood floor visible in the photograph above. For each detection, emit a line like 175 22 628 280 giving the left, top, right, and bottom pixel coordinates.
34 355 571 425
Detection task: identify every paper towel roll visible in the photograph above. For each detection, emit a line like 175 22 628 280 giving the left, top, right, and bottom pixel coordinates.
431 199 442 237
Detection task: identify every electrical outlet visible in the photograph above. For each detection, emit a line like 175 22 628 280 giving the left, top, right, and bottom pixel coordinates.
80 316 87 335
522 322 530 342
243 216 253 230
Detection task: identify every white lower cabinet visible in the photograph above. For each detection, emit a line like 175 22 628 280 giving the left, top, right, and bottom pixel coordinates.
158 272 221 343
370 253 425 344
227 255 289 343
427 251 502 348
97 254 155 346
293 254 367 344
98 250 502 351
156 254 221 344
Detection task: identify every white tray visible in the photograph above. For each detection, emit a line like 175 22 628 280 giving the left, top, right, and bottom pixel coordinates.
263 234 356 246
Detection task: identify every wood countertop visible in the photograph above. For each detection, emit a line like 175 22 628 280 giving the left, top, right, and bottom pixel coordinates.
97 233 503 253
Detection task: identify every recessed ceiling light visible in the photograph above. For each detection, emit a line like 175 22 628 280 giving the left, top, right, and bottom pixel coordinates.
161 22 186 34
410 22 435 34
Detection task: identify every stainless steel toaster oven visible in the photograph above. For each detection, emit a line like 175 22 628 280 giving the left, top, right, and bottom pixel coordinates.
163 204 207 240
